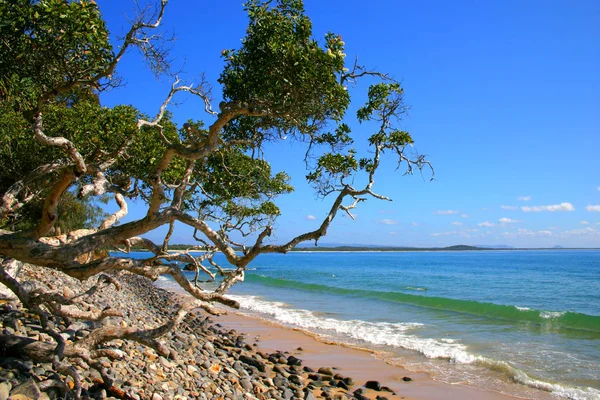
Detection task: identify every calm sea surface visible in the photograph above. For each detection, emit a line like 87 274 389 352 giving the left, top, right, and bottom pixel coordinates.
140 250 599 399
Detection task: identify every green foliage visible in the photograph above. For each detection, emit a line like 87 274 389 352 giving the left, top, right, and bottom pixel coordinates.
0 0 423 240
195 148 293 219
357 83 402 122
0 0 113 111
219 0 350 139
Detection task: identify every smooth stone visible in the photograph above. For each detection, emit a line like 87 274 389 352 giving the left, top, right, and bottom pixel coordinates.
304 391 316 400
240 378 253 392
10 379 41 399
286 356 302 366
318 367 334 376
402 376 412 382
289 374 303 386
239 355 266 372
0 381 10 400
365 380 382 391
336 380 349 390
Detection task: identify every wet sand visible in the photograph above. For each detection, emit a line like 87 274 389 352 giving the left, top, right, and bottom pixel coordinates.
217 312 527 400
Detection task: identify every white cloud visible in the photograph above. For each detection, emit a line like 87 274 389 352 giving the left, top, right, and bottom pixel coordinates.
503 229 553 237
388 231 397 236
306 214 317 220
597 186 600 191
499 217 520 224
461 214 469 218
478 221 495 227
378 219 399 225
451 221 463 226
431 228 480 238
434 210 459 215
586 205 600 212
517 196 532 201
581 221 590 225
501 205 518 210
411 222 419 226
521 202 575 212
562 227 598 236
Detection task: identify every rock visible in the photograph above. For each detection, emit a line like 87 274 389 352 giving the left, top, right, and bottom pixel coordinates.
286 356 302 366
336 380 349 390
365 380 382 391
10 379 42 399
376 396 389 400
318 367 334 376
0 381 10 400
353 392 369 400
240 378 253 392
10 395 34 400
304 391 316 400
289 374 303 386
402 376 412 382
239 355 266 372
151 393 163 400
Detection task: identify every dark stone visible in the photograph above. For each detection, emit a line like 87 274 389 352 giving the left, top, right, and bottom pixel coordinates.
365 380 382 391
289 374 303 386
376 397 389 400
318 367 334 376
239 354 266 372
343 377 354 386
402 376 412 382
303 366 315 373
287 355 302 366
336 380 349 390
308 374 321 381
353 393 369 400
381 386 395 393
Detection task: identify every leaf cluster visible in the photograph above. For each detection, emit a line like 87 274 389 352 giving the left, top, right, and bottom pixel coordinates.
219 0 350 141
0 0 113 112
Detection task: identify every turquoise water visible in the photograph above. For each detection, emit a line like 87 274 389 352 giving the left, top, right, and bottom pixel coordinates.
142 250 600 399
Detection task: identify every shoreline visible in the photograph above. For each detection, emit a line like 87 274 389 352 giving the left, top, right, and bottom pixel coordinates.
216 311 549 400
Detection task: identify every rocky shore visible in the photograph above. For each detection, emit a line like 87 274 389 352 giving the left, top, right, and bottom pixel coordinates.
0 265 407 400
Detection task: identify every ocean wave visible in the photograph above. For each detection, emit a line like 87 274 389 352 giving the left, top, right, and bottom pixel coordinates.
245 275 600 333
231 294 600 400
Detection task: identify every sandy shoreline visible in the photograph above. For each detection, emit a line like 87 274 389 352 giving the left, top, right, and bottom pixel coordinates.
216 311 533 400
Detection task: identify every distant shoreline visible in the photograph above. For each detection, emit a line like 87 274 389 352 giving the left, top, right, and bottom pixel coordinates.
128 245 600 253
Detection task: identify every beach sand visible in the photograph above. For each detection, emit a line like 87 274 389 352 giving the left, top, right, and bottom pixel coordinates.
217 312 533 400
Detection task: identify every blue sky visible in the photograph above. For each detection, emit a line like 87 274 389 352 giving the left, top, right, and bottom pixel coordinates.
98 0 600 248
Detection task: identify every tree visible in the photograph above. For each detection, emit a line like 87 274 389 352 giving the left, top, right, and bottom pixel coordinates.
0 0 432 397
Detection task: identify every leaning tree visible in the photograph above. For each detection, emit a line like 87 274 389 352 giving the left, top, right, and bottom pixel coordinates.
0 0 432 396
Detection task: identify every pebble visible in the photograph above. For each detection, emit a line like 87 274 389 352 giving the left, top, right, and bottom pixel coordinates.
0 264 403 400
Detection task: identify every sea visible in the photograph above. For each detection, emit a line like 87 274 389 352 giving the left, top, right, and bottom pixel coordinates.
129 250 599 400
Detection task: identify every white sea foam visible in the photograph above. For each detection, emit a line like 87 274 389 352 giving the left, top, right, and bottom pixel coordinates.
515 306 531 311
540 311 566 319
231 294 600 400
